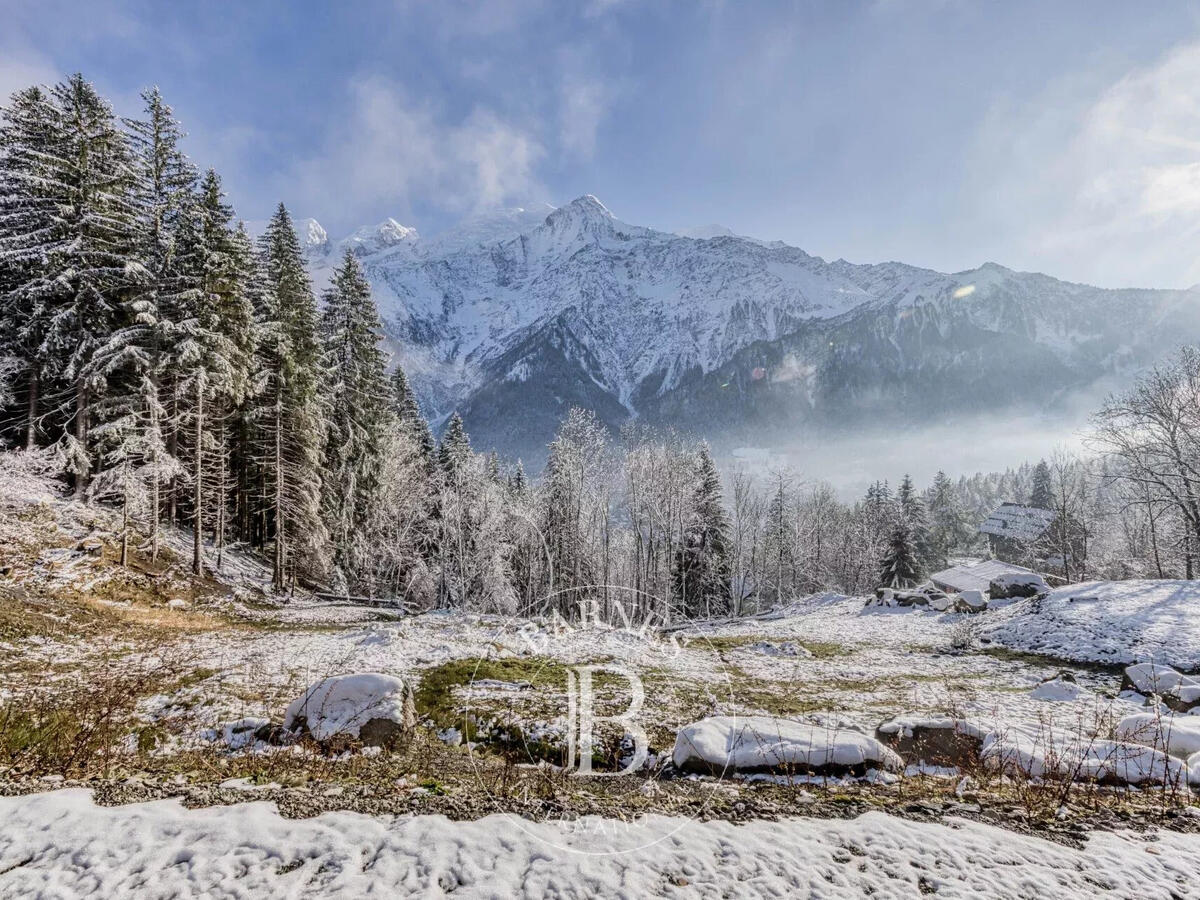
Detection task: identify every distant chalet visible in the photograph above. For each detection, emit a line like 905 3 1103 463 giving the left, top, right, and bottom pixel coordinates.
979 502 1055 559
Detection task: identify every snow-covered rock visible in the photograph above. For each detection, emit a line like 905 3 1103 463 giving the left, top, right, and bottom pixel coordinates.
955 590 988 613
981 725 1187 786
283 674 413 746
989 572 1050 600
1031 674 1088 703
984 580 1200 669
217 718 270 751
1116 713 1200 759
673 716 903 776
1122 663 1200 705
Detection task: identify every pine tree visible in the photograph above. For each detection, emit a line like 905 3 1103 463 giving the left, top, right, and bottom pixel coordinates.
390 366 434 473
50 75 141 496
89 87 195 561
880 519 922 588
1030 460 1053 510
765 475 793 604
319 251 390 590
0 85 63 450
897 473 934 570
927 469 970 566
672 444 732 618
439 412 471 477
256 203 327 590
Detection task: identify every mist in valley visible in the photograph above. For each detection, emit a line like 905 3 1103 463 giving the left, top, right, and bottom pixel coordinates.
719 410 1092 500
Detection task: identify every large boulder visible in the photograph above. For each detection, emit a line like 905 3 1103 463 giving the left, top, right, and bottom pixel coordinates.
988 573 1049 600
673 715 903 777
284 673 415 748
1121 663 1200 712
981 725 1187 787
875 716 987 768
1116 713 1200 759
953 590 988 613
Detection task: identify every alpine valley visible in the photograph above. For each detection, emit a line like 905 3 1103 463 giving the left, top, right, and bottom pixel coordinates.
299 195 1200 463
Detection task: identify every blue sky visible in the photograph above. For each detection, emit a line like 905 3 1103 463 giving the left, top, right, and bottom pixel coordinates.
5 0 1200 287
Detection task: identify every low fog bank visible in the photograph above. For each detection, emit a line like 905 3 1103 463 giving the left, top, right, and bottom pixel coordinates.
722 411 1092 500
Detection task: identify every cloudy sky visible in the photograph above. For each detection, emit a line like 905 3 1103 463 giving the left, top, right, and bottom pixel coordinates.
5 0 1200 287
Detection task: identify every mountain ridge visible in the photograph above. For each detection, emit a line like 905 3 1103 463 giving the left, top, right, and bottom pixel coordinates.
298 196 1200 461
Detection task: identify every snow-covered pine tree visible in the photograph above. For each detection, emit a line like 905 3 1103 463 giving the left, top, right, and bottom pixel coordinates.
168 173 249 575
89 87 195 561
1030 459 1053 510
45 75 141 497
879 518 922 588
926 469 970 567
213 221 258 568
390 367 436 474
438 412 471 477
189 173 255 572
437 412 475 605
256 203 327 590
0 86 64 450
897 473 935 570
319 250 389 591
764 474 794 605
671 444 732 619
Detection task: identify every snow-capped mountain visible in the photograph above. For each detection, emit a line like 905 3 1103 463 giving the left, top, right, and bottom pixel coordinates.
303 196 1200 461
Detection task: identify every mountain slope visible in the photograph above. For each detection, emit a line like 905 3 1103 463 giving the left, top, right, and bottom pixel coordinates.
304 197 1200 461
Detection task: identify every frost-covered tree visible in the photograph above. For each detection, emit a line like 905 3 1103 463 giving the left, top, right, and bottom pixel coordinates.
672 444 732 619
1029 459 1053 510
879 519 922 588
87 88 195 560
390 366 435 473
897 473 934 571
926 469 970 566
319 251 389 590
255 203 327 589
0 86 63 450
438 412 471 478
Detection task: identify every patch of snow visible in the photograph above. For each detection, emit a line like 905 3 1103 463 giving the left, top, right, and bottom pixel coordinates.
984 580 1200 669
5 790 1200 897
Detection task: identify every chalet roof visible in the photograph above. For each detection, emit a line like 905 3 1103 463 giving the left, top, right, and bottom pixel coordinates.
979 502 1055 542
930 559 1037 594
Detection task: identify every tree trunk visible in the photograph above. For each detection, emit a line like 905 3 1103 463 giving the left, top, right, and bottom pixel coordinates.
73 381 88 499
273 395 285 591
24 371 38 451
120 464 130 568
193 382 204 577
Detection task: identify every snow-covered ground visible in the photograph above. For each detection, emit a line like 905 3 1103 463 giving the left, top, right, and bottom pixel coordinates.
2 789 1198 899
8 458 1200 897
984 580 1200 669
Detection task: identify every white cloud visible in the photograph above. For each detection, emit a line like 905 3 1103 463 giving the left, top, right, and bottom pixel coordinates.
558 74 613 160
969 39 1200 287
0 49 59 101
286 76 545 226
